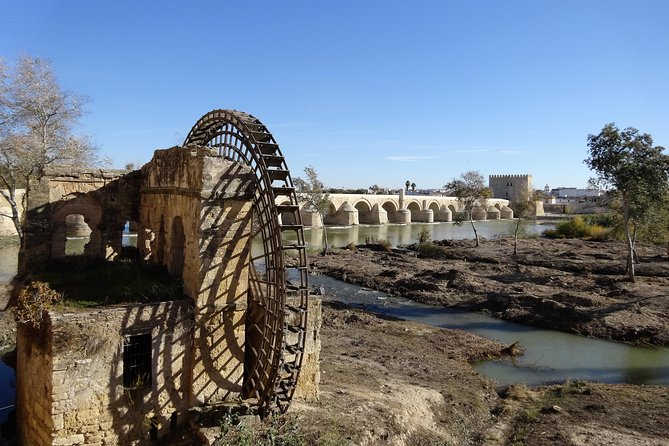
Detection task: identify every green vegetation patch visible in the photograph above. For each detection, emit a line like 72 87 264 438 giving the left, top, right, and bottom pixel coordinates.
543 215 611 241
33 258 184 308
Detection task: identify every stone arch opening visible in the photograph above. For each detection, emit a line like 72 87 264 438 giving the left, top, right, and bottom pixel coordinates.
279 201 297 225
494 203 501 210
428 202 440 212
382 201 404 223
51 195 102 258
407 202 421 222
354 201 373 224
448 204 457 213
382 201 397 214
64 214 92 256
122 220 139 248
169 216 185 279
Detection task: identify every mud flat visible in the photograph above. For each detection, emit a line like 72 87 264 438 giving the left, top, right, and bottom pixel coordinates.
290 302 669 446
311 237 669 346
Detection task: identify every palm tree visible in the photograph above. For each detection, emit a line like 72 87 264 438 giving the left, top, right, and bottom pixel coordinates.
405 180 410 192
411 182 416 194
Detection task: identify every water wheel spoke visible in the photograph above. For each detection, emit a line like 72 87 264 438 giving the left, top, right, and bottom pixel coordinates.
184 109 309 415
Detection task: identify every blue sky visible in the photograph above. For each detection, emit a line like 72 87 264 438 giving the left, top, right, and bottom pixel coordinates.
2 1 668 190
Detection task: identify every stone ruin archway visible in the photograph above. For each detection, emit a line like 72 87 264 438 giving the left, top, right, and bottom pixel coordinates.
16 109 317 446
183 109 309 415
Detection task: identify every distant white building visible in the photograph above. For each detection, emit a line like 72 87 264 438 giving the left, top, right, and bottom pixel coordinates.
543 187 602 205
550 187 602 199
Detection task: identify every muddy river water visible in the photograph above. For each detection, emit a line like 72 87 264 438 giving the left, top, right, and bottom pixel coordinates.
308 273 669 386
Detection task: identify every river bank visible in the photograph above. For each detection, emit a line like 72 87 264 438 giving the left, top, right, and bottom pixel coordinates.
288 302 669 446
0 239 667 444
311 237 669 346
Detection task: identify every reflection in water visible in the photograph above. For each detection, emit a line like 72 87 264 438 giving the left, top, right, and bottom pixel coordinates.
307 274 669 386
299 220 550 249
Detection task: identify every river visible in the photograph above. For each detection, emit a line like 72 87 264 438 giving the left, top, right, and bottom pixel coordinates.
300 219 550 249
0 219 667 394
307 274 669 386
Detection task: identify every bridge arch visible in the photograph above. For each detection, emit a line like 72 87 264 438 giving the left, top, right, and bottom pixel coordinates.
279 200 297 225
381 200 398 213
352 198 373 212
407 202 421 222
427 201 440 212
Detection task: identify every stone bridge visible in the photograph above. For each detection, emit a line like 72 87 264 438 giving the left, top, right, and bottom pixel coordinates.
281 191 512 227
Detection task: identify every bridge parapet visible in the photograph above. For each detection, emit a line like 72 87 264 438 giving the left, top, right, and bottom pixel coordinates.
291 193 510 227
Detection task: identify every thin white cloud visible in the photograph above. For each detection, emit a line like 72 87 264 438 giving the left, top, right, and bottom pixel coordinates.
386 155 440 162
450 149 492 154
448 146 524 154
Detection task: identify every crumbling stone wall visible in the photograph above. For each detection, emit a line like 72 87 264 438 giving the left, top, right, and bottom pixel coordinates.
21 168 141 272
293 297 321 402
139 147 255 405
16 322 53 444
17 301 193 446
17 145 321 445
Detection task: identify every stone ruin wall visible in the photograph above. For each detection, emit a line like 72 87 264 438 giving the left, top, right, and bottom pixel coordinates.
17 301 193 446
21 167 141 273
138 147 256 406
15 322 53 445
290 297 321 401
17 146 321 445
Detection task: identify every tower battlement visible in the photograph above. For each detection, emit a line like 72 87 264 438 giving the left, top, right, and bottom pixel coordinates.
488 174 533 201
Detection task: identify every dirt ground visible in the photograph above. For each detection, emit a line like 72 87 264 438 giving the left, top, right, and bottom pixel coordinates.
310 237 669 346
290 302 669 446
1 236 668 445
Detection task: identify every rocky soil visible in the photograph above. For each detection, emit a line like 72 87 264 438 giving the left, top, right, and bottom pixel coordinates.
1 236 668 445
310 237 669 346
290 302 669 445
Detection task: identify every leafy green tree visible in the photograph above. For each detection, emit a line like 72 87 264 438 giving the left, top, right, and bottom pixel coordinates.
294 166 331 255
444 170 491 246
0 56 103 249
585 123 669 282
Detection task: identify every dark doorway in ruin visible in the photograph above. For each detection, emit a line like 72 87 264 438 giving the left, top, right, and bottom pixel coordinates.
123 333 152 389
169 216 185 279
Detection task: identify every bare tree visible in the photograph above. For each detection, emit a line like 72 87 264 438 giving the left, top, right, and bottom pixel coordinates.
294 166 331 255
0 56 102 249
444 171 491 247
512 190 543 255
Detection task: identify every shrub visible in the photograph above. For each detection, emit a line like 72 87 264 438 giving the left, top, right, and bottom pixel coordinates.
418 228 431 244
14 281 63 329
583 213 616 228
543 216 610 240
217 413 306 446
416 242 446 259
363 237 392 252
